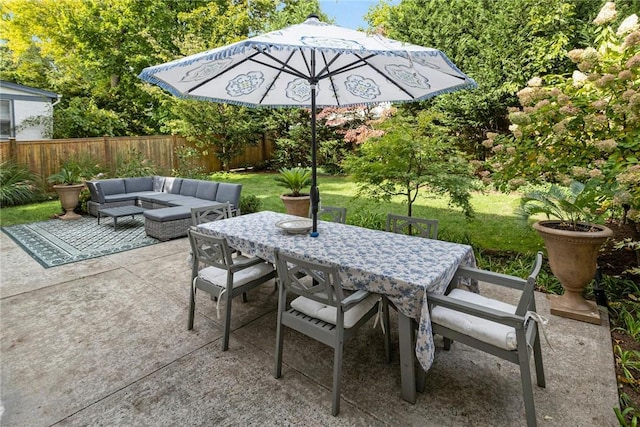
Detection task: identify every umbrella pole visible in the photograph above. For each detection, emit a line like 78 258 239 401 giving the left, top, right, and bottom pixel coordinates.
310 81 319 237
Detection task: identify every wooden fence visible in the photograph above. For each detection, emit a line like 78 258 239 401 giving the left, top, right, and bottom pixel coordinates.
0 135 274 185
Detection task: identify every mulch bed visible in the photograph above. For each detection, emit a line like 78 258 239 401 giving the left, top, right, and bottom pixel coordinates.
599 220 639 417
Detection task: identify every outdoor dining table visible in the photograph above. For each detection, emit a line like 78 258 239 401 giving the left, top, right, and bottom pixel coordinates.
197 211 476 403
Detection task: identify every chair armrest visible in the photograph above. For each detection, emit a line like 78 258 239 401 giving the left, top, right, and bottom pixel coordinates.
453 266 527 290
341 290 371 309
427 292 524 328
229 256 266 272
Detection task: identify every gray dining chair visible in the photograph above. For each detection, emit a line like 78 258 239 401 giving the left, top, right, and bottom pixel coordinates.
423 252 545 427
309 205 347 224
187 229 275 351
274 249 390 416
191 202 231 226
386 213 438 239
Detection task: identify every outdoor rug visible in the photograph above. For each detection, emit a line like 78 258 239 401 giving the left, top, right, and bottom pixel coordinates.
2 215 160 268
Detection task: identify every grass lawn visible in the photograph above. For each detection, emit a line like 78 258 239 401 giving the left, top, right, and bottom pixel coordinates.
0 172 545 277
212 171 543 254
0 172 543 255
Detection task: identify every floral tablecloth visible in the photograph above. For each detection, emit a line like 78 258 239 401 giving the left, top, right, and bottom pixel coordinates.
198 211 476 371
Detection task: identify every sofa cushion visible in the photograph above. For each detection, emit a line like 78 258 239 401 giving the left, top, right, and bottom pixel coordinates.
104 193 139 203
164 177 183 194
179 179 199 197
125 191 161 201
153 176 166 192
215 183 242 208
195 181 218 201
124 177 153 193
169 198 226 208
139 193 193 205
143 206 191 222
86 181 100 202
95 179 126 203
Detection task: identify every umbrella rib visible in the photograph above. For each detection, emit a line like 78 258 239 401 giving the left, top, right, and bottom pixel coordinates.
316 53 376 80
186 51 263 95
257 50 297 104
251 48 309 80
320 51 341 106
353 53 416 99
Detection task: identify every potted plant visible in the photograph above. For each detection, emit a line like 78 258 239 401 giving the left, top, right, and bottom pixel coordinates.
275 167 312 217
48 166 86 220
518 181 613 324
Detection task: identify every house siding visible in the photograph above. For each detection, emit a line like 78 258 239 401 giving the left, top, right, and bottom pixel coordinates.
0 82 59 141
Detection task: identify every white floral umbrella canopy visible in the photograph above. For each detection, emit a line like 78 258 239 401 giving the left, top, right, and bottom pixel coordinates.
139 14 476 234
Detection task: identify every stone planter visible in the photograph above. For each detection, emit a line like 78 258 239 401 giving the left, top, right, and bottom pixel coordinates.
533 220 613 324
53 184 85 220
280 194 310 217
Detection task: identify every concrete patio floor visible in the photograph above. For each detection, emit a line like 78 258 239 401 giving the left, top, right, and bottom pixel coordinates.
0 231 619 426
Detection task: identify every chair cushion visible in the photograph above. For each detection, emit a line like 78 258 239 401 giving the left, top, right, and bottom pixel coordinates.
197 256 274 289
431 289 518 351
290 292 379 329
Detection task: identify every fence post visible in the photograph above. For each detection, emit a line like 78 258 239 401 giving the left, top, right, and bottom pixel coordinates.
103 136 113 174
9 137 17 162
171 134 178 173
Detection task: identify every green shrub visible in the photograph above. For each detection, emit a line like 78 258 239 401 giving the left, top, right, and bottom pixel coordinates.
274 167 311 196
78 188 92 214
239 194 262 214
115 148 158 177
0 161 44 207
348 208 385 230
173 145 207 179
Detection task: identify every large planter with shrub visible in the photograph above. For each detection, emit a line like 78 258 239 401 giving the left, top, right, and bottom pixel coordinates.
279 194 311 217
48 166 86 220
53 183 84 220
533 220 613 324
519 181 615 324
275 167 312 218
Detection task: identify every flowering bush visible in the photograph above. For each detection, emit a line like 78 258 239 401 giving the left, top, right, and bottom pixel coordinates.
486 3 640 219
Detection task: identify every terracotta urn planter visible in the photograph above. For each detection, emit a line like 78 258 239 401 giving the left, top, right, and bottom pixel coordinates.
53 184 85 220
280 194 310 217
533 220 613 324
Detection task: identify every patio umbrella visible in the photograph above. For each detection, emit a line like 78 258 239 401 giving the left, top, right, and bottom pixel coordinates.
138 14 476 236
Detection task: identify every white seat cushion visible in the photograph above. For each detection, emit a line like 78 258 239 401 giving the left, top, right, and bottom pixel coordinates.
290 292 379 328
431 289 518 351
198 256 274 289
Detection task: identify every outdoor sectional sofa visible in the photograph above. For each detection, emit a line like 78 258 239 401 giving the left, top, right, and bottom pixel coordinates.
86 176 241 241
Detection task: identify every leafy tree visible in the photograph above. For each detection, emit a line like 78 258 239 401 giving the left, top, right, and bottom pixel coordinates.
368 0 604 153
1 0 322 138
1 0 201 136
486 4 640 219
53 97 127 138
344 110 476 218
165 100 262 171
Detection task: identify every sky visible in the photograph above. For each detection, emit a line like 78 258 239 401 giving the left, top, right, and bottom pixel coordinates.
318 0 400 30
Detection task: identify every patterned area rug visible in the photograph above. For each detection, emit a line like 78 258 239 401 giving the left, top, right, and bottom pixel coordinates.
2 215 160 268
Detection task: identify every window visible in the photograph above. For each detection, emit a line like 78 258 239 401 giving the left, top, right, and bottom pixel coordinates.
0 100 12 139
